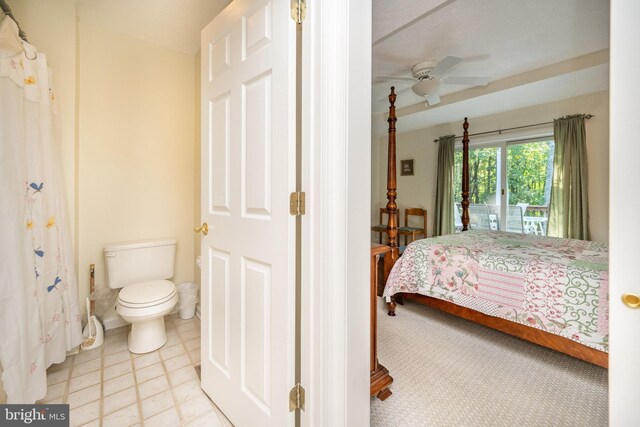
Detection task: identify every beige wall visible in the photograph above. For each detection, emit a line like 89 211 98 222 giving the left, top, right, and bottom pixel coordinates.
77 23 196 303
373 90 610 243
372 126 440 238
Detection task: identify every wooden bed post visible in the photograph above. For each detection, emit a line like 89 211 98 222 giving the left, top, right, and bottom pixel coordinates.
384 88 400 271
385 87 400 315
461 118 470 231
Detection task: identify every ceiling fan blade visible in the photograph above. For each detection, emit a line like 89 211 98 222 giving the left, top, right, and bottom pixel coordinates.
375 75 415 82
442 76 490 86
430 56 462 78
426 94 441 106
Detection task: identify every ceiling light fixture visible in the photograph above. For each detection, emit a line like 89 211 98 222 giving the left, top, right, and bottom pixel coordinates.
411 78 441 97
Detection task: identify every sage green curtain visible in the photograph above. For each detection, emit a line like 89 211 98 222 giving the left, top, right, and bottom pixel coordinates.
548 115 590 240
433 135 456 236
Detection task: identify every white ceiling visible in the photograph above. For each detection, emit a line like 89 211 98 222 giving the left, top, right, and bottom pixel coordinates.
76 0 231 55
74 0 610 134
372 0 610 134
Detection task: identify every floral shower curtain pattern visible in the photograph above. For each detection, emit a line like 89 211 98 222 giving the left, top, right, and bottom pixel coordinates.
0 16 81 403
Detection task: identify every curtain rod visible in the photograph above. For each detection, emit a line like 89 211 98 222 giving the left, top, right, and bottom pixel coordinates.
0 0 29 42
432 114 594 143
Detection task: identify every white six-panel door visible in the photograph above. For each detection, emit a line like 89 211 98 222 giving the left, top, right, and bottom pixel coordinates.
200 1 296 425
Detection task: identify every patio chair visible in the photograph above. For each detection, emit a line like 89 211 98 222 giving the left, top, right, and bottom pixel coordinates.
468 204 492 230
506 205 525 233
454 202 463 232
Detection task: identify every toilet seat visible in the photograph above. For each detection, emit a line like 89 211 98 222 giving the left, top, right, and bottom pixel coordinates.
115 282 178 353
115 278 178 353
117 280 176 308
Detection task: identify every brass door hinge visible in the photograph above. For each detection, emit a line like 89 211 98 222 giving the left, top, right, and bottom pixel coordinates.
289 383 305 412
290 0 306 24
290 192 306 216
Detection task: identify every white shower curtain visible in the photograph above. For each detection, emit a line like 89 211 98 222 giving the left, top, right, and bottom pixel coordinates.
0 16 81 403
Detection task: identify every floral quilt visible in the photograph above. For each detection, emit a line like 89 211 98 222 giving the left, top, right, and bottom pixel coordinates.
384 230 609 352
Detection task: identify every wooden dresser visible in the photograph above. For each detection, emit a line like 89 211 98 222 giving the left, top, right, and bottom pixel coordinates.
370 244 393 400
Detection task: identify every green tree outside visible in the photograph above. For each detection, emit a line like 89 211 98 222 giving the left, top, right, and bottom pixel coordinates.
453 140 554 212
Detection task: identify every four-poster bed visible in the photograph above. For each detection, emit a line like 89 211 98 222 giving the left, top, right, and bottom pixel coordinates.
380 87 609 368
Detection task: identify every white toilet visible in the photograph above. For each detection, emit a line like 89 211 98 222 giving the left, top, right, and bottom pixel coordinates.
104 238 178 354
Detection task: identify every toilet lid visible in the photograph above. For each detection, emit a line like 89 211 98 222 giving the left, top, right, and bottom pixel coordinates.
118 280 176 306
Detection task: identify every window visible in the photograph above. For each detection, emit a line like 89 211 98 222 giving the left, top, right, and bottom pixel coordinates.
454 138 554 234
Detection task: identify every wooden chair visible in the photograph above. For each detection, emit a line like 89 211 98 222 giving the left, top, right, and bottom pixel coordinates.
398 208 427 246
371 208 398 244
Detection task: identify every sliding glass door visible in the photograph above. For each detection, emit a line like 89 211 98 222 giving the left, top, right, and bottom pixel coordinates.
454 138 554 234
454 146 501 231
506 140 554 234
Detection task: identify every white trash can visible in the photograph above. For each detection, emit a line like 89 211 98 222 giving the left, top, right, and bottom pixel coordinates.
177 282 199 319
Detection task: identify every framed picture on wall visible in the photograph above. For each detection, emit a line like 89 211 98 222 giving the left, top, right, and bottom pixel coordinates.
401 159 414 176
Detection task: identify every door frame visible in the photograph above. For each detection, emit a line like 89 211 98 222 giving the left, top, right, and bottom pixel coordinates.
300 1 371 426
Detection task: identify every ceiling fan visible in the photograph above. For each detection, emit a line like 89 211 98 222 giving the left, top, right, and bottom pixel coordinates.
376 56 490 106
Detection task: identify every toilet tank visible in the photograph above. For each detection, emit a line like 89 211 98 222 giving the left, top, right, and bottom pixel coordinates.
104 238 177 289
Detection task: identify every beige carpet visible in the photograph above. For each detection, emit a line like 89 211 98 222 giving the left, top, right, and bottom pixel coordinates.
371 299 608 426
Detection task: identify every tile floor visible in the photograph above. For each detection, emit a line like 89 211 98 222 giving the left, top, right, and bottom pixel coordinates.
38 314 232 427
